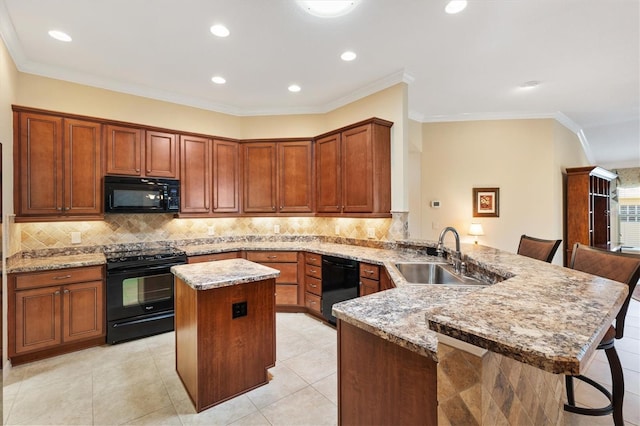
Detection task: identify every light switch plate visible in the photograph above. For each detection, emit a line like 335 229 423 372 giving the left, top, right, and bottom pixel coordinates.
367 227 376 239
334 225 340 235
274 224 280 234
207 226 215 236
71 232 81 244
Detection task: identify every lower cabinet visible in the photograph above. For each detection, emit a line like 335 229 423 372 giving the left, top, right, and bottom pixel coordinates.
246 251 301 308
359 262 380 296
304 253 322 315
9 266 105 363
187 251 242 263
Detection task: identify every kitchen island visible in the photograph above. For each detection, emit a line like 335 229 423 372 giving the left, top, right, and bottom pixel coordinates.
170 258 280 412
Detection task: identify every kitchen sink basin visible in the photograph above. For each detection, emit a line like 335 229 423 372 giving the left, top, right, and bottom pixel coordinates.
394 262 485 286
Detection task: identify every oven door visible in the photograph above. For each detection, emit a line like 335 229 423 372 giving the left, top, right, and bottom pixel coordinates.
106 265 175 321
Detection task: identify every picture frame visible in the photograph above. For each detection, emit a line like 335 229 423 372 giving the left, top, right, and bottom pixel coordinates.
473 187 499 217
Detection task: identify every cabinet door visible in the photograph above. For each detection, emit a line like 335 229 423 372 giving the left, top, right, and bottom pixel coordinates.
315 133 342 213
18 112 64 215
243 143 277 213
341 124 373 213
64 119 102 215
105 125 143 176
180 135 211 213
15 286 62 354
213 140 240 213
279 141 313 213
145 131 178 178
63 281 104 343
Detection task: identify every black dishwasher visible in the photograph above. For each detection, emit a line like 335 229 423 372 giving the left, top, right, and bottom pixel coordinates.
322 255 359 325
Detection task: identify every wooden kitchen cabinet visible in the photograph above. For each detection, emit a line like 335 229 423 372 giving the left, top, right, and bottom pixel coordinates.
188 251 242 264
304 253 323 316
179 136 240 216
242 140 313 214
565 166 617 265
246 251 302 308
316 118 392 216
212 139 241 213
14 111 102 221
105 125 177 178
9 265 105 364
359 262 380 296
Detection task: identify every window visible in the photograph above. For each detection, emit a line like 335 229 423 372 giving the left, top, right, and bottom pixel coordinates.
619 187 640 247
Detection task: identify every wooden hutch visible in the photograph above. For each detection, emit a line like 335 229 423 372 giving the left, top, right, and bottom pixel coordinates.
565 166 618 266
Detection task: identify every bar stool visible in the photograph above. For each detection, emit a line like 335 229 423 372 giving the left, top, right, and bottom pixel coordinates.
564 243 640 426
517 234 562 263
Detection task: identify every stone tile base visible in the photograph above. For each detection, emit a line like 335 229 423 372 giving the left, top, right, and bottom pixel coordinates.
438 343 564 426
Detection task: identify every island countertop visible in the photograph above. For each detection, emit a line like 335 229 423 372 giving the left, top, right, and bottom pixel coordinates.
171 258 280 290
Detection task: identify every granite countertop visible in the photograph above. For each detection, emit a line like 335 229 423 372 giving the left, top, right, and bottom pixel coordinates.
6 253 106 273
6 237 628 375
170 258 280 290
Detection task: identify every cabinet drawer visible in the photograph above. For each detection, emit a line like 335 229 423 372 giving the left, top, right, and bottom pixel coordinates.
262 262 298 284
276 284 298 305
305 253 321 266
305 292 322 314
360 277 380 296
188 252 241 263
359 263 380 281
14 266 104 290
305 263 322 279
246 251 297 263
305 276 322 296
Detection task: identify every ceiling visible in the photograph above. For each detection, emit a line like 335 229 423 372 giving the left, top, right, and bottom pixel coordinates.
1 0 638 168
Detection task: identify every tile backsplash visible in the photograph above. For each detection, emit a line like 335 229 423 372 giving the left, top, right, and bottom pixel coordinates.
13 214 407 253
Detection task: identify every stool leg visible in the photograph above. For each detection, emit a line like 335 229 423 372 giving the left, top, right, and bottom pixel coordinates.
604 345 625 426
566 375 576 406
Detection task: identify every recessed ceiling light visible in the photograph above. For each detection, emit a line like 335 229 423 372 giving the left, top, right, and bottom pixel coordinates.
445 0 467 14
210 24 230 38
519 80 541 89
288 84 301 93
211 76 226 85
297 1 360 18
48 30 72 42
341 51 357 61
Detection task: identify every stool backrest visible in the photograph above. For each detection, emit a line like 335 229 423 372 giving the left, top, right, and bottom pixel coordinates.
517 234 562 263
570 243 640 339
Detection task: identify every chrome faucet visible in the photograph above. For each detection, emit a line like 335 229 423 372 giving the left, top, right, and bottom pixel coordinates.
437 226 464 275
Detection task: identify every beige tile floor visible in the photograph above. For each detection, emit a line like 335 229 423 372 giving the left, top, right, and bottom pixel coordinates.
2 301 639 426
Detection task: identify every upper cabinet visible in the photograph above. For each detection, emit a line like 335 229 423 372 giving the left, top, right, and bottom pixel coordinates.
179 136 240 216
14 110 102 221
316 118 392 216
105 126 177 178
242 140 314 214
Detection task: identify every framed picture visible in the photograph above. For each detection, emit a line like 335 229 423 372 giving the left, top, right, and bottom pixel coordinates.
473 187 499 217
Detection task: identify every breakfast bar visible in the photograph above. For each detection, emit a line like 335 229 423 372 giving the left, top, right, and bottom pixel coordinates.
170 259 280 412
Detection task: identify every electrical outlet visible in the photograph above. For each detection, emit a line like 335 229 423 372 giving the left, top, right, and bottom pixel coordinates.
335 225 340 235
367 227 376 239
71 232 81 244
274 224 280 234
207 226 215 236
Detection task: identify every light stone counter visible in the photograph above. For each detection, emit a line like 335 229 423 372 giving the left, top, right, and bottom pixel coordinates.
170 258 280 290
7 237 628 376
6 253 106 273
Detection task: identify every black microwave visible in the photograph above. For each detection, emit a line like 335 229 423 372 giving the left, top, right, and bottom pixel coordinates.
104 176 180 213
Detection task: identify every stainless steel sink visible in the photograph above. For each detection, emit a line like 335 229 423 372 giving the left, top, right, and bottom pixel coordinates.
394 262 486 286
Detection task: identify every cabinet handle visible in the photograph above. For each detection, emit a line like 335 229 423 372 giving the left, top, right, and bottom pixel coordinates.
63 289 70 294
336 206 339 209
53 275 72 280
267 255 277 259
310 269 316 273
272 206 276 211
136 168 140 172
310 284 317 288
54 290 61 295
365 270 375 275
147 169 151 173
57 207 63 211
